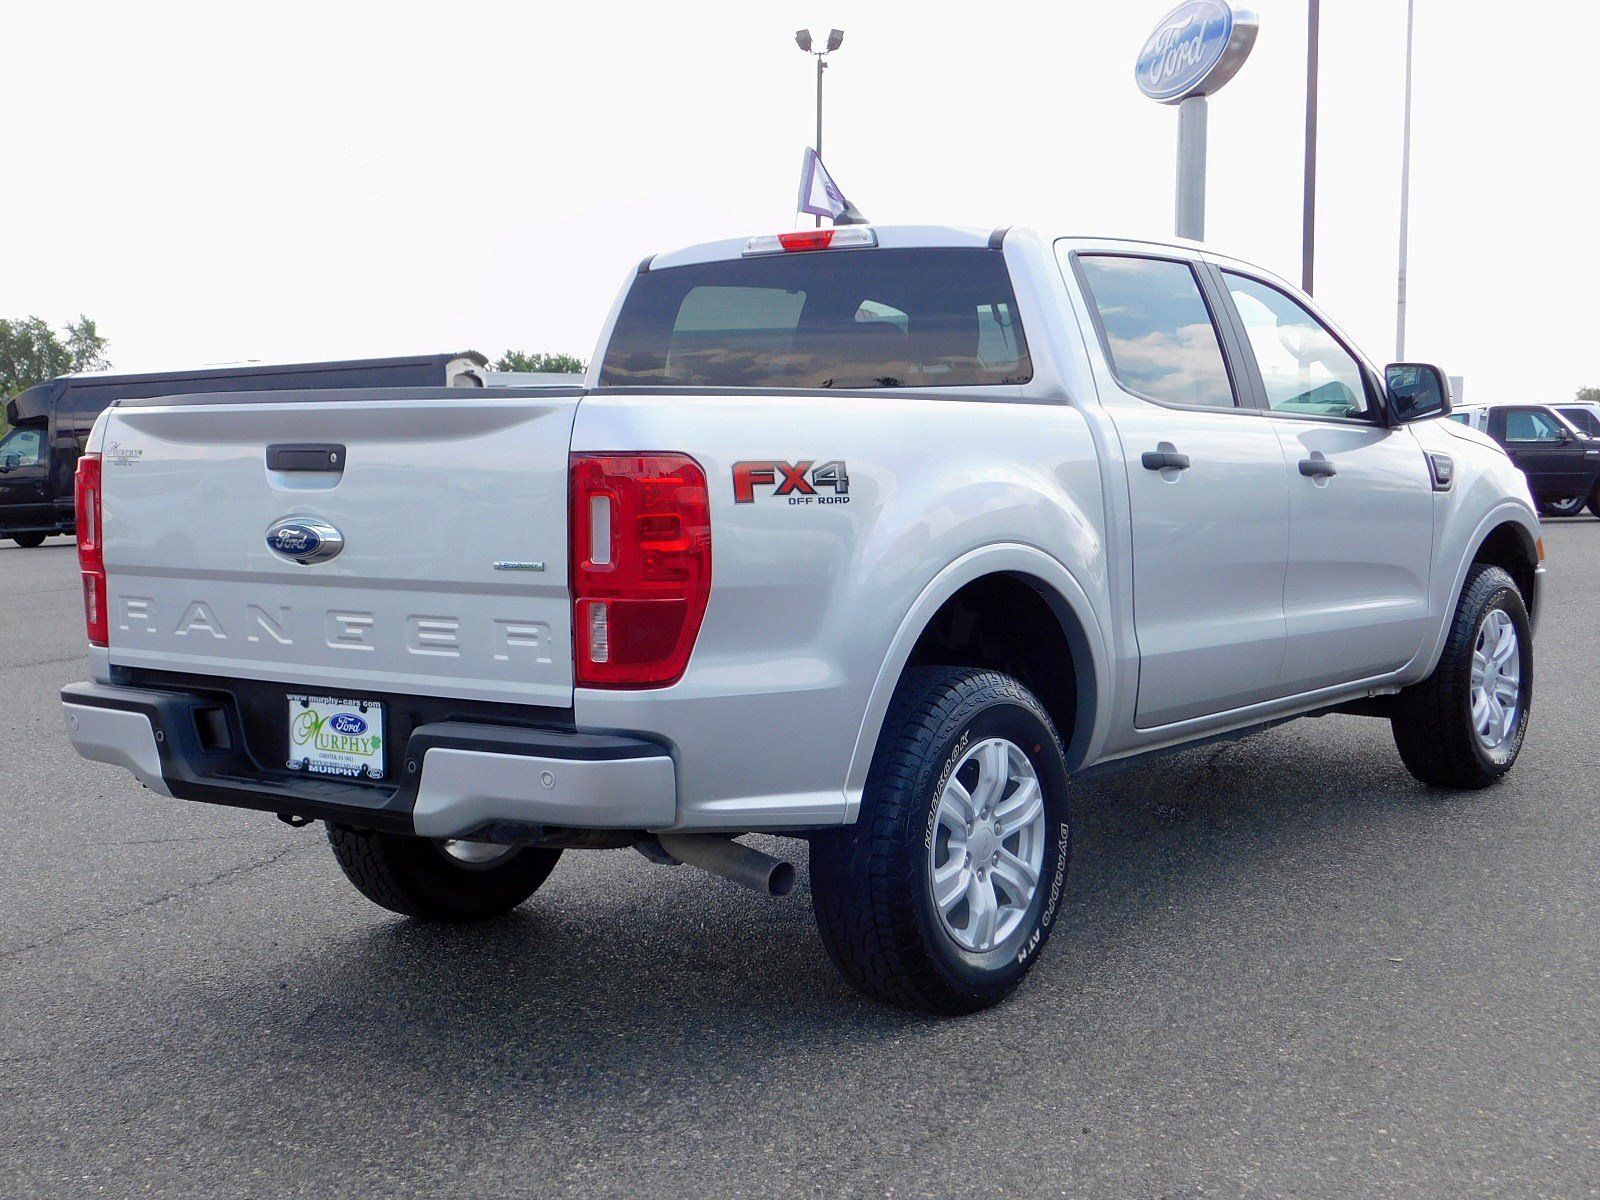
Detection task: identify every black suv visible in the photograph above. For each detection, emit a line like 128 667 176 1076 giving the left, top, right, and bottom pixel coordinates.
1452 403 1600 517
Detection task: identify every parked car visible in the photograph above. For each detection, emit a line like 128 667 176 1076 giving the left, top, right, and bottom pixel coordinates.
1555 401 1600 440
1450 401 1600 517
61 227 1542 1014
0 353 486 547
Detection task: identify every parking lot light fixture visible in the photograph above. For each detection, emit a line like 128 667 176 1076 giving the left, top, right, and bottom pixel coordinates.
794 26 844 224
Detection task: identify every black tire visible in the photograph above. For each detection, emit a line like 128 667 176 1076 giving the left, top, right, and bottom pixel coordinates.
10 532 46 548
1537 496 1585 518
326 824 560 921
1588 483 1600 519
809 667 1073 1015
1391 563 1531 789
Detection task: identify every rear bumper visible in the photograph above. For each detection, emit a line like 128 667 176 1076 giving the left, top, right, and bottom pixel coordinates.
61 681 677 838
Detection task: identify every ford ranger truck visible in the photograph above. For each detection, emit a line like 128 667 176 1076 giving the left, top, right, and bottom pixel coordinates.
61 226 1543 1014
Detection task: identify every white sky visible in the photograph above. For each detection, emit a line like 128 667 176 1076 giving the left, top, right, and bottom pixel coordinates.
5 0 1596 401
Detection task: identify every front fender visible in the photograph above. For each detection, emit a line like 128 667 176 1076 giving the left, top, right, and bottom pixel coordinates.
1413 499 1542 681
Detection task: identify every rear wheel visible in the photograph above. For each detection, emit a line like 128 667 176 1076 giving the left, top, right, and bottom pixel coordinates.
1391 563 1531 789
1537 496 1585 518
326 824 561 921
809 667 1073 1015
10 532 46 548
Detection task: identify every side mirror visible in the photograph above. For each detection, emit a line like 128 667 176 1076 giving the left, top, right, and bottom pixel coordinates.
1385 362 1451 422
0 454 18 471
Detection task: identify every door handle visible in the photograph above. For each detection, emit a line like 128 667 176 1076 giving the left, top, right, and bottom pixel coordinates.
1141 450 1191 471
1298 458 1337 478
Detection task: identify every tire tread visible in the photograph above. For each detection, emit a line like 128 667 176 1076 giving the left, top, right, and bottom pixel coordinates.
811 668 1064 1015
1392 563 1528 789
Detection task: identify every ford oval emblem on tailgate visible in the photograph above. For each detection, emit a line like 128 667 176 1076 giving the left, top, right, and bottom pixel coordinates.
266 517 344 565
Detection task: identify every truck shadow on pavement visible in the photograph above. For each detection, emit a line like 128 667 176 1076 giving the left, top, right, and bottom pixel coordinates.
162 714 1496 1110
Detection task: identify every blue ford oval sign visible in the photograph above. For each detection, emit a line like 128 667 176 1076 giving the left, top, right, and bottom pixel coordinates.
266 517 345 565
1136 1 1258 104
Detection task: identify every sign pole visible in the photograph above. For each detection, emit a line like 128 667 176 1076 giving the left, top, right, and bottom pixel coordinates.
1135 4 1258 245
1175 96 1208 240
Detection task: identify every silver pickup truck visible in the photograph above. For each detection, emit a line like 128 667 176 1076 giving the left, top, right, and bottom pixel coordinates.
62 225 1542 1014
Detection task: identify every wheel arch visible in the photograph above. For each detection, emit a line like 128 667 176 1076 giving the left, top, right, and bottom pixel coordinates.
1470 518 1540 624
843 544 1110 820
1416 504 1543 680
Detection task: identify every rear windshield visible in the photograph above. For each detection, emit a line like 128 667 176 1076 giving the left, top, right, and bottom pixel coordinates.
599 248 1032 390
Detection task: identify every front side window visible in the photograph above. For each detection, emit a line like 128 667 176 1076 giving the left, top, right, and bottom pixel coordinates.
600 248 1031 390
1504 409 1569 443
1076 255 1236 409
1223 272 1371 420
0 426 43 469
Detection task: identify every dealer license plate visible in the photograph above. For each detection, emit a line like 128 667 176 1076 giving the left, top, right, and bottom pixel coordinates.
286 693 386 780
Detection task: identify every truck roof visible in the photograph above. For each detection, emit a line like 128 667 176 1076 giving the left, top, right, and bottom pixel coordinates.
642 224 1277 282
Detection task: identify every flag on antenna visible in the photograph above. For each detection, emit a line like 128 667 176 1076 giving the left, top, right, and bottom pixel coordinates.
797 148 868 225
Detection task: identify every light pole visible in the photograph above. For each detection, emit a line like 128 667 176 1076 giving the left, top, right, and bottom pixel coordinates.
1396 0 1416 359
1302 0 1320 293
795 28 844 226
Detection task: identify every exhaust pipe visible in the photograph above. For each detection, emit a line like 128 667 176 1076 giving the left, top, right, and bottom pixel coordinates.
655 833 796 897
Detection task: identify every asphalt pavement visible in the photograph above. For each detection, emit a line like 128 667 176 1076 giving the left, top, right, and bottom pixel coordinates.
2 524 1597 1198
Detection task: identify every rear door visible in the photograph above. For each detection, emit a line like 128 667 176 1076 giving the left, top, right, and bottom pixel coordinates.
1213 267 1434 690
1072 251 1289 728
98 389 579 707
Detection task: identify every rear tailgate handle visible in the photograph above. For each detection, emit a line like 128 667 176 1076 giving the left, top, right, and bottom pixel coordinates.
267 444 346 472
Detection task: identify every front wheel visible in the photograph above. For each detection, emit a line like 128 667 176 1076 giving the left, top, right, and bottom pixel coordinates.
9 532 47 548
810 668 1073 1015
1538 495 1585 518
1391 563 1531 789
326 824 561 921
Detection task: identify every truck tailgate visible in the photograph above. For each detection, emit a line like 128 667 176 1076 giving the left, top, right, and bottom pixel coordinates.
97 389 577 707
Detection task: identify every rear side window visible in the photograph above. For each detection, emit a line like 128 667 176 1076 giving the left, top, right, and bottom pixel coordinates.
1558 406 1600 437
1076 255 1236 409
599 248 1031 389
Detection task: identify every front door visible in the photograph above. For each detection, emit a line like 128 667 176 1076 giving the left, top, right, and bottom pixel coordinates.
1217 270 1435 690
1494 406 1595 499
1074 253 1290 728
0 425 51 531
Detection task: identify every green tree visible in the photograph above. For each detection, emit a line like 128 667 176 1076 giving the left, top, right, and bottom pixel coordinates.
1576 386 1600 404
0 315 112 434
65 315 112 372
1 317 74 399
492 350 586 374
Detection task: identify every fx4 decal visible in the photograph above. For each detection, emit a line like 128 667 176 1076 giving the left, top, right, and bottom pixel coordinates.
732 460 851 505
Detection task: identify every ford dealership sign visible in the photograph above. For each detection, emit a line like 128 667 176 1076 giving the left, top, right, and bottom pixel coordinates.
1136 1 1258 103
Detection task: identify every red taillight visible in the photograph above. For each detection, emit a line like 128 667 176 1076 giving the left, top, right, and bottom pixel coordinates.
75 454 107 647
570 453 711 688
777 229 836 252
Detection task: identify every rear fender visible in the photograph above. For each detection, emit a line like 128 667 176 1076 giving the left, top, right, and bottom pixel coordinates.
843 544 1111 820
